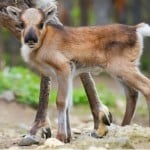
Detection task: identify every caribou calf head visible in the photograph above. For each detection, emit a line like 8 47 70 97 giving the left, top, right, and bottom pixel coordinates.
7 4 57 49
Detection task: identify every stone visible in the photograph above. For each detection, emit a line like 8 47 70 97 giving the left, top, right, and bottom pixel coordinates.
0 91 15 102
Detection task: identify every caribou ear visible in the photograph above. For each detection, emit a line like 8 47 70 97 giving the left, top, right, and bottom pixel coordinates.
44 4 57 21
6 6 21 21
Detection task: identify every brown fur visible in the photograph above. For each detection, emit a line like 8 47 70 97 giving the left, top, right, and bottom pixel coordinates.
31 24 138 75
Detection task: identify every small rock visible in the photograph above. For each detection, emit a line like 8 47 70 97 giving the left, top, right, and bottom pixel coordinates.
0 91 15 102
72 128 82 134
45 138 64 147
37 138 64 149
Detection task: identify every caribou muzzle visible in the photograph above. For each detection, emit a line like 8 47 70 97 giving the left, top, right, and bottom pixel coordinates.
24 27 38 47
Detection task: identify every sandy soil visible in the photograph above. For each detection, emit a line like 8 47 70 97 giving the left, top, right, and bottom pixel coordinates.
0 99 150 150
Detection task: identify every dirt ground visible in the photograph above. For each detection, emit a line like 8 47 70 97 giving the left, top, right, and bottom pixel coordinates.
0 99 150 150
0 76 150 149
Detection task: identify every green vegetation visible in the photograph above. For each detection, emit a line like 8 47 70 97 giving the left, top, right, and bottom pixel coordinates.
71 1 81 26
0 66 121 108
0 67 40 107
71 1 95 26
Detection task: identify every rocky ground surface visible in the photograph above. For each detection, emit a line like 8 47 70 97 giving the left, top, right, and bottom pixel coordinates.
0 99 150 150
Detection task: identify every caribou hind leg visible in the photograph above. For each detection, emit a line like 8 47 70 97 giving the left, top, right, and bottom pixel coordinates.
113 64 150 126
80 73 112 138
121 81 139 126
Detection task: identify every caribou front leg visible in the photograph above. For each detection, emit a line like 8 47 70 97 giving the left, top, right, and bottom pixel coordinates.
30 75 51 137
80 73 112 138
19 75 51 146
56 70 72 143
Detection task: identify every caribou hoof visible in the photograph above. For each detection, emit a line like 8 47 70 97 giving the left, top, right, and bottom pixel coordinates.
91 124 108 138
18 135 41 146
91 130 102 138
96 123 108 138
41 127 51 139
102 111 112 126
56 133 70 143
91 110 112 138
19 127 51 146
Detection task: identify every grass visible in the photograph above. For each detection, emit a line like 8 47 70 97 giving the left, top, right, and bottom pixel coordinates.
0 66 121 108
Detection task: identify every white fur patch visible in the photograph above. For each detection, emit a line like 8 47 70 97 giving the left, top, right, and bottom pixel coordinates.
21 44 31 63
136 23 150 61
74 66 103 77
67 75 73 109
33 0 57 9
137 23 150 37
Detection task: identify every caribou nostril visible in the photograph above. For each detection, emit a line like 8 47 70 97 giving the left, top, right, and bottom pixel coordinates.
26 40 36 44
24 28 38 44
24 37 38 44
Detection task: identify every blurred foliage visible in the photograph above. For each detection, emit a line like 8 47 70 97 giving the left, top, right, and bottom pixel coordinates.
70 0 95 26
0 66 119 108
0 28 10 39
141 54 150 71
71 1 81 26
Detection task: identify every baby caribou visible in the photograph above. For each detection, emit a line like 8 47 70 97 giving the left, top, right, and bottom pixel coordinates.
7 5 150 143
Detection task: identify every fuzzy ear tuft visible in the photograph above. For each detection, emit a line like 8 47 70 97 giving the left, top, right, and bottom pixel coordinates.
44 3 57 21
33 0 57 9
6 6 21 21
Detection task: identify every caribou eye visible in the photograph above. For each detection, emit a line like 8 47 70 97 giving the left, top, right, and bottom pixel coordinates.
38 22 44 29
16 22 25 29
